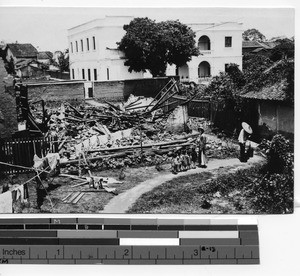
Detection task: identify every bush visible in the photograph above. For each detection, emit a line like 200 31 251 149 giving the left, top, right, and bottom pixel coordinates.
253 134 294 213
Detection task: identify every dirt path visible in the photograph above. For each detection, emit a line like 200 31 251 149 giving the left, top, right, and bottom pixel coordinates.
101 155 265 213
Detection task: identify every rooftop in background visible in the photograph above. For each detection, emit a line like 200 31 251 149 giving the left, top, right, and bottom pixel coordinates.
37 51 53 60
241 79 288 101
6 43 38 58
68 16 135 35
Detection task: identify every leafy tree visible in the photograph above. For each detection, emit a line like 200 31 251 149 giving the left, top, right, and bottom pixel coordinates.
204 64 246 132
158 20 199 67
242 53 273 92
270 38 294 62
242 28 266 42
205 64 244 104
4 56 15 75
118 17 199 77
56 49 69 72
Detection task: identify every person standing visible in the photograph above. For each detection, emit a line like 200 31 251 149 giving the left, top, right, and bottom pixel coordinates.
190 146 198 169
238 122 252 162
197 127 207 168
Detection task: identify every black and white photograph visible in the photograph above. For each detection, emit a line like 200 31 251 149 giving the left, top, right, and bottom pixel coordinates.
0 6 294 215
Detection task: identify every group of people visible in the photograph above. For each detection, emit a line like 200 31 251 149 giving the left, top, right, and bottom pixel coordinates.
171 127 207 174
171 122 253 174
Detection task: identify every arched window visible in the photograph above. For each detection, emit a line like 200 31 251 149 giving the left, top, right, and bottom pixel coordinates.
198 61 211 78
178 64 189 80
198 36 211 50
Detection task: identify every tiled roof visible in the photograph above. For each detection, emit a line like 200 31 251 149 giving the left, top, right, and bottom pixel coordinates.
15 59 41 69
7 43 38 58
261 41 278 48
251 47 267 53
241 80 288 101
37 51 53 59
242 41 278 49
242 41 263 48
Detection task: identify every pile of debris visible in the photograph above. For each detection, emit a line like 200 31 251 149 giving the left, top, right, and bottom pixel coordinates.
40 78 205 173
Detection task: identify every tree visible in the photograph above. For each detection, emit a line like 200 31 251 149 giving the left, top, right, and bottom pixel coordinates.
56 49 69 72
242 28 266 42
242 53 273 92
4 56 15 75
118 18 199 77
270 38 294 62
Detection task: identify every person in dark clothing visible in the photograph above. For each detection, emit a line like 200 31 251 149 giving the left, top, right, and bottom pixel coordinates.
190 146 198 169
197 128 207 168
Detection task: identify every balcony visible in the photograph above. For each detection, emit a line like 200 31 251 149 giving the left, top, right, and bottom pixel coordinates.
199 50 212 55
198 76 212 85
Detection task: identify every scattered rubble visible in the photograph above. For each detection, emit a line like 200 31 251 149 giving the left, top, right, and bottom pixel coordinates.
34 79 208 174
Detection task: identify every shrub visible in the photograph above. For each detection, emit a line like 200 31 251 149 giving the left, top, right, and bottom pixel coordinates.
253 134 294 213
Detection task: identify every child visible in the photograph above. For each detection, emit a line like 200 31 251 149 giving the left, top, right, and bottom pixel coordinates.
190 146 198 169
171 152 181 174
179 150 186 171
183 150 191 171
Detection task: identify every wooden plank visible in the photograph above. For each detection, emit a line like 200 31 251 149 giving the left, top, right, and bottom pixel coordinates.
65 192 81 203
62 192 73 202
71 181 89 188
72 193 85 204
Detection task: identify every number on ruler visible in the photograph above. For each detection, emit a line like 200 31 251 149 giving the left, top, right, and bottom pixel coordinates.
193 249 199 256
124 249 129 257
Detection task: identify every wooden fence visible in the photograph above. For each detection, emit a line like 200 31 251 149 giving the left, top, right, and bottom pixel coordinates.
0 136 58 174
165 95 211 119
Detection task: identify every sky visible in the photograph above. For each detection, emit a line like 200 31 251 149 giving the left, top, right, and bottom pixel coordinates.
0 6 295 52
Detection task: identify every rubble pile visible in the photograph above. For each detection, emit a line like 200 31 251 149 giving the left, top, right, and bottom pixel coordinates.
43 95 198 173
32 79 215 174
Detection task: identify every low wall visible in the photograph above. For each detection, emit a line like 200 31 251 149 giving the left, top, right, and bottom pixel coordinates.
123 77 175 99
93 77 175 101
93 80 124 101
26 77 177 104
27 81 85 102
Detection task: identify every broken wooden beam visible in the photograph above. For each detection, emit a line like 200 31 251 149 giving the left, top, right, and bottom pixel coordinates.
60 152 127 167
87 139 188 153
67 103 84 118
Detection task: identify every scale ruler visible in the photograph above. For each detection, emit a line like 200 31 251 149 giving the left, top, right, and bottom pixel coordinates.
0 217 259 265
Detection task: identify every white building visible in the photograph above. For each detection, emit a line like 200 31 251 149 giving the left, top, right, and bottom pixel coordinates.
68 17 243 83
68 16 144 82
173 22 243 84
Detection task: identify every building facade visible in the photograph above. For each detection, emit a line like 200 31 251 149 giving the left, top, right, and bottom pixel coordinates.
68 16 144 82
68 17 243 83
174 22 243 84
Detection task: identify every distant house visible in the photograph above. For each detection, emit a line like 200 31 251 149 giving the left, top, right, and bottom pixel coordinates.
6 43 38 64
242 40 278 56
37 51 53 65
241 79 293 139
15 60 45 78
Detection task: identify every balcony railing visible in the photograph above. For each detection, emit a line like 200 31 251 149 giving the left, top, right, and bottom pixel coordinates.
199 50 212 55
198 76 212 84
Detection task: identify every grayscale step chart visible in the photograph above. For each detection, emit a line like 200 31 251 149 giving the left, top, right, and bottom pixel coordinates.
0 218 259 265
